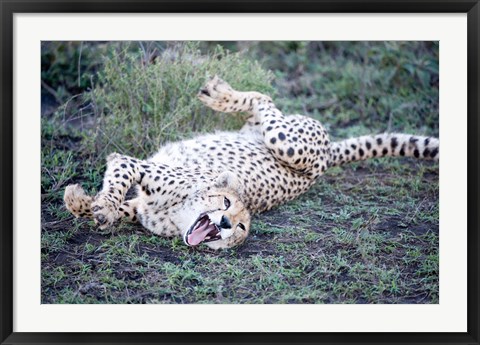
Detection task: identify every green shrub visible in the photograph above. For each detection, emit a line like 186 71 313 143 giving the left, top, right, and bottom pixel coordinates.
62 42 275 159
41 42 108 103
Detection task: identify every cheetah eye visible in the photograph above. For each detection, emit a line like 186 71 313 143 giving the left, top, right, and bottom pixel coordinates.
223 197 231 210
238 223 246 231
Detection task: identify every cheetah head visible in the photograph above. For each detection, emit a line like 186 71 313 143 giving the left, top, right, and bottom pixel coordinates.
170 171 251 249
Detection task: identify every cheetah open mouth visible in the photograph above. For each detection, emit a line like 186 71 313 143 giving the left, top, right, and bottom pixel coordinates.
184 213 221 246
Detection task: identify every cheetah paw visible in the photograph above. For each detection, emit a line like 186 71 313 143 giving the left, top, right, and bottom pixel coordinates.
197 75 237 112
64 184 93 218
91 196 119 229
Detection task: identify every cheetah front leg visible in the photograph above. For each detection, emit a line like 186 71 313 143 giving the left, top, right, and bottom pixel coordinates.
67 153 197 230
198 76 330 176
64 184 139 223
87 153 143 228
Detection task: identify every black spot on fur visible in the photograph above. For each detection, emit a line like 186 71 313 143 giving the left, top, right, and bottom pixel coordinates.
391 137 398 149
278 132 286 141
377 138 383 145
365 141 372 150
287 147 294 157
399 143 406 156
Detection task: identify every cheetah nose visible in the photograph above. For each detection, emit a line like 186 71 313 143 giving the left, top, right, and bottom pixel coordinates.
219 215 232 229
199 88 210 97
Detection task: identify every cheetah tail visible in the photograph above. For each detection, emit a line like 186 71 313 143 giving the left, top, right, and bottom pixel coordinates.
327 133 439 168
64 184 94 219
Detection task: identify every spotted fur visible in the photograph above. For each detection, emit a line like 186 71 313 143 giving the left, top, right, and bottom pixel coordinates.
64 76 439 249
328 133 439 167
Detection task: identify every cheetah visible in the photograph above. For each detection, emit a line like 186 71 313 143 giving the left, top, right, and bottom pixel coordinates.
64 76 439 250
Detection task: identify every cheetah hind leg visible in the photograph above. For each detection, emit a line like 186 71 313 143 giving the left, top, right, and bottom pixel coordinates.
197 75 269 113
64 184 138 225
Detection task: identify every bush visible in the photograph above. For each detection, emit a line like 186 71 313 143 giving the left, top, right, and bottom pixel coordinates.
56 42 275 160
41 42 108 104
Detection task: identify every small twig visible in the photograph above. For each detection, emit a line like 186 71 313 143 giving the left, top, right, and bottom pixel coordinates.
77 41 84 88
405 198 427 224
42 217 75 227
62 93 83 123
387 109 393 133
359 42 370 119
92 128 128 166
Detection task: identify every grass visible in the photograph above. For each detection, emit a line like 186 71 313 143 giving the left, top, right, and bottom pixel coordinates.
41 41 439 304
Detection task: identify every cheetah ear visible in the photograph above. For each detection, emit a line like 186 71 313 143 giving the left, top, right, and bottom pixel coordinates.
214 171 242 192
210 75 224 84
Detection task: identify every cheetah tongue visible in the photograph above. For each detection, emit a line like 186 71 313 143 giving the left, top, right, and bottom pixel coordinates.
188 217 216 246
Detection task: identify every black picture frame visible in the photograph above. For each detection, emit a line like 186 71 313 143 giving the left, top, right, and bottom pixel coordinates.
1 1 479 344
